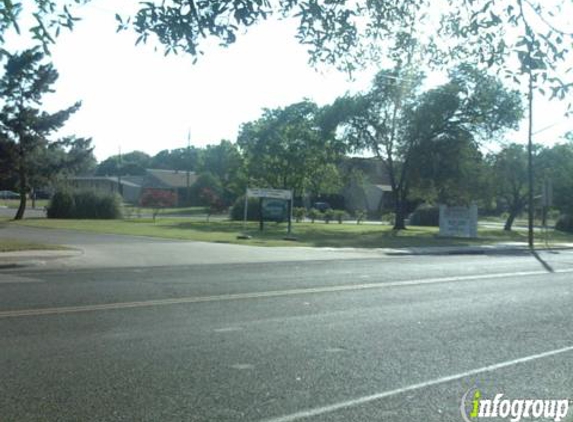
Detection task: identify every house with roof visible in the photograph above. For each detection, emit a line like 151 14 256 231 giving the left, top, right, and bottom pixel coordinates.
341 158 394 214
140 169 198 206
69 169 198 206
68 176 142 204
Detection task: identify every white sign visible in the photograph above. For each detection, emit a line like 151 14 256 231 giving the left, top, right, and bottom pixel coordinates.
247 188 293 200
439 204 478 238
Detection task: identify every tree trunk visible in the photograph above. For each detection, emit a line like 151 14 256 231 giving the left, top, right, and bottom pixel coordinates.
393 194 406 230
14 166 27 220
504 203 523 231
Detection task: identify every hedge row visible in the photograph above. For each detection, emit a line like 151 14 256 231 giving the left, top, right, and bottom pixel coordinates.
47 190 122 219
556 214 573 233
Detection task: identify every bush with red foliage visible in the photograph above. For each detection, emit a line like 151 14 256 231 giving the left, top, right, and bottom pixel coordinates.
140 189 177 221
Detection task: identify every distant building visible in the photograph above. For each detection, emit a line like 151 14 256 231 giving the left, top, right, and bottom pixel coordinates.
140 169 198 206
68 169 198 205
68 176 142 204
341 158 393 214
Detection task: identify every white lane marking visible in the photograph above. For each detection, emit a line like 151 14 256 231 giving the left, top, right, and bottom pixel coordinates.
230 364 255 370
260 345 573 422
214 327 244 333
0 275 43 284
0 268 572 319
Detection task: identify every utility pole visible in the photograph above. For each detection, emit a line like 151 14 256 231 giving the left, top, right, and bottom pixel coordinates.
118 146 123 198
186 129 191 206
526 41 535 249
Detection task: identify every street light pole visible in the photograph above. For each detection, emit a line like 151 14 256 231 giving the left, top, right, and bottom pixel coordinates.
118 146 123 198
527 55 534 249
186 130 191 206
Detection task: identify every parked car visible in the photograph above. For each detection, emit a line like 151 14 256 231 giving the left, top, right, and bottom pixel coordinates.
0 190 20 199
313 201 331 212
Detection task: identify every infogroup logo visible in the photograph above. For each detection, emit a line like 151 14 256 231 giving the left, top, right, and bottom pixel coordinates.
461 387 570 422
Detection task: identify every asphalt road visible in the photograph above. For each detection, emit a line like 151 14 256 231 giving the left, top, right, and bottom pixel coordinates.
1 251 573 421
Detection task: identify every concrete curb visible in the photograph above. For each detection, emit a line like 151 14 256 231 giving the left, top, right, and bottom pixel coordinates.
1 243 572 270
385 244 573 256
0 250 82 269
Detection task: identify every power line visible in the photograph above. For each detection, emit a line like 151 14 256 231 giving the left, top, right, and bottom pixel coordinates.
532 119 570 137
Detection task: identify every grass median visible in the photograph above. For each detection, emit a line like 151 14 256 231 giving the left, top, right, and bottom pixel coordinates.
11 217 573 249
0 238 67 252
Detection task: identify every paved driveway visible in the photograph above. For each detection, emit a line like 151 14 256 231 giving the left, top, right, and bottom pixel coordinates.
0 225 389 269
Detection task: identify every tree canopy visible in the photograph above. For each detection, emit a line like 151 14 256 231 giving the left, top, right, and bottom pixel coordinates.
95 150 151 176
338 65 523 229
237 100 344 197
2 1 571 102
0 48 93 219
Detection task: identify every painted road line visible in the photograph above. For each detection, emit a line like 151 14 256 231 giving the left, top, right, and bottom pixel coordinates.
0 275 44 284
260 345 573 422
0 268 572 319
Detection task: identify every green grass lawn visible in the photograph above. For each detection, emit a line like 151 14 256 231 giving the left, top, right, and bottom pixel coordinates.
12 217 573 249
123 205 209 217
0 199 49 209
0 238 67 252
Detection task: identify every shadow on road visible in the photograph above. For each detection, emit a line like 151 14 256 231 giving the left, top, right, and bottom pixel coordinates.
531 249 555 273
385 248 563 274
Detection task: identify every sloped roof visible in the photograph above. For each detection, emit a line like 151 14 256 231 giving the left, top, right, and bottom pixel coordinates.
374 184 393 192
69 176 141 188
143 169 198 189
122 175 145 186
341 157 392 186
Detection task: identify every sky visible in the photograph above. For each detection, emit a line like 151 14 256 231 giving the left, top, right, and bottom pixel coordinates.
4 0 572 162
40 0 375 161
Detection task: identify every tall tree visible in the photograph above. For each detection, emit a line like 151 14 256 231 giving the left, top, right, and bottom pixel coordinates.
339 65 523 230
3 1 571 101
408 132 486 206
536 143 573 215
491 144 530 231
0 48 92 219
237 100 344 197
96 150 151 176
198 140 245 202
150 147 202 171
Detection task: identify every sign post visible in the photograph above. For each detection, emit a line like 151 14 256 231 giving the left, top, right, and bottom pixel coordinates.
238 188 295 240
439 204 478 238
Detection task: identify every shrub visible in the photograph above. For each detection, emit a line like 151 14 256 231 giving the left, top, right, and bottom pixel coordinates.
323 208 335 223
381 212 395 225
200 187 227 221
355 209 366 224
293 207 306 223
189 172 224 206
308 208 322 223
47 190 122 219
140 189 177 208
230 196 261 221
333 210 347 224
140 189 177 221
555 214 573 233
409 204 439 227
547 209 561 223
94 193 123 219
47 190 75 219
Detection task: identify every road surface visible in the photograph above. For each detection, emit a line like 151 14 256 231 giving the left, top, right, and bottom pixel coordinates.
1 242 573 421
